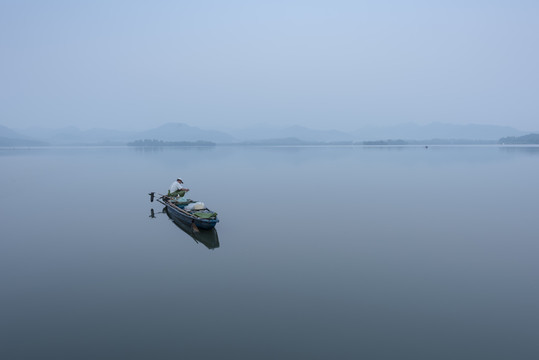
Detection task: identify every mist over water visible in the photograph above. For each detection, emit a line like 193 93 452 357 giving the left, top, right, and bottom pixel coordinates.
1 146 539 359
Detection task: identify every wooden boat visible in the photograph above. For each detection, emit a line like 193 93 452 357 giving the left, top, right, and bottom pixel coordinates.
150 192 219 230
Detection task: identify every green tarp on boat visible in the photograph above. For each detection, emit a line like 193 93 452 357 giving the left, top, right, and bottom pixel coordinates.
193 211 218 219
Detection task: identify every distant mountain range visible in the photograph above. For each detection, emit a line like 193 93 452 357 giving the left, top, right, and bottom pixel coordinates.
140 123 235 143
230 125 355 142
1 123 235 145
226 122 529 142
499 133 539 144
352 123 527 141
0 122 536 146
0 125 48 146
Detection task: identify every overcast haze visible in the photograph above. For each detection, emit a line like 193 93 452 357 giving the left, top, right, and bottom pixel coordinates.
1 0 538 132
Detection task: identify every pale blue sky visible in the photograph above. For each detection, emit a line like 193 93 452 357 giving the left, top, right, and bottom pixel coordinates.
1 0 538 131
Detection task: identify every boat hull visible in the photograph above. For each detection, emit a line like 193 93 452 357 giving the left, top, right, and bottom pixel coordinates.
166 211 220 249
159 198 219 230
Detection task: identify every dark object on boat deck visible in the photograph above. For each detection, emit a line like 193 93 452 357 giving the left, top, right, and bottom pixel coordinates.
149 192 155 202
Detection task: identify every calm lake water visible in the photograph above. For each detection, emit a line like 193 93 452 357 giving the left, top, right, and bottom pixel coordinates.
1 145 539 359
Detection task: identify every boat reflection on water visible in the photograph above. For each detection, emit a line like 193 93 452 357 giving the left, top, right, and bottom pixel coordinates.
163 207 220 250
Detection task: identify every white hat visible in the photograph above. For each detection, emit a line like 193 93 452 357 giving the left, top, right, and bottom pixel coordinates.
177 177 183 181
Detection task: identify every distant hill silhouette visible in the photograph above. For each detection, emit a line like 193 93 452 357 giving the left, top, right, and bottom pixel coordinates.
14 122 236 145
0 125 49 146
17 126 136 145
127 139 216 146
139 123 236 143
230 124 354 142
229 122 528 142
499 134 539 144
2 122 536 146
353 123 527 141
0 137 49 146
0 124 24 138
238 137 324 145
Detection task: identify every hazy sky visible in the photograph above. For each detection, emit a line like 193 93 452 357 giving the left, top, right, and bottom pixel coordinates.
1 0 538 131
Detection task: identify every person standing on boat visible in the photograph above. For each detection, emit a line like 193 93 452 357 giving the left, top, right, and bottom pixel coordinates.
169 177 190 197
